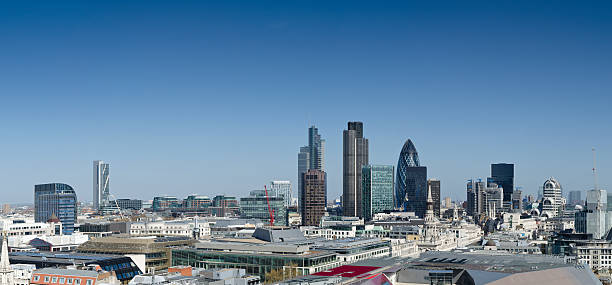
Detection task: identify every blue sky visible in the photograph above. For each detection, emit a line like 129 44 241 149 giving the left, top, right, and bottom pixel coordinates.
1 1 611 203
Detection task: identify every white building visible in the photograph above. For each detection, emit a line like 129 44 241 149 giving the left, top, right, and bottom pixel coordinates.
541 178 563 218
0 218 61 237
270 181 292 208
130 221 193 237
575 189 608 239
0 233 14 285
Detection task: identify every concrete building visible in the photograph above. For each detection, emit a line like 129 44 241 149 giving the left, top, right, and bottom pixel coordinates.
361 165 394 221
301 170 326 226
569 190 582 207
343 122 369 218
113 199 143 210
575 189 608 239
541 178 563 218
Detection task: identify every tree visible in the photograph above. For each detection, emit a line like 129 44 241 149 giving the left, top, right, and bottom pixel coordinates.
264 263 301 284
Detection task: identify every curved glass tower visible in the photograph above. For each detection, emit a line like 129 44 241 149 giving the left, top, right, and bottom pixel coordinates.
395 139 427 217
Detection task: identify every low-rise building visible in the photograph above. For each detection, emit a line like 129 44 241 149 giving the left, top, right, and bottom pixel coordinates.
30 268 119 285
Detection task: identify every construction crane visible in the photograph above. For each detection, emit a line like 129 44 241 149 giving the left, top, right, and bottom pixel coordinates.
264 185 275 226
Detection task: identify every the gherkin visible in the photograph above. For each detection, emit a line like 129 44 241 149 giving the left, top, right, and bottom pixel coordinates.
395 139 427 217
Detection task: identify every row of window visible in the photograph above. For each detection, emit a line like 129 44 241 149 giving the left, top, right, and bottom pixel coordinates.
33 275 93 285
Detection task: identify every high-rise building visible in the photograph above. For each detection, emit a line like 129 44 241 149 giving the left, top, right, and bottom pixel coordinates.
466 180 485 217
308 126 325 171
301 170 326 226
491 163 514 208
297 146 310 212
444 197 452 208
34 183 77 235
270 181 292 208
240 190 287 226
297 126 326 212
395 139 427 217
511 190 523 211
427 179 441 217
343 122 369 217
568 190 582 206
541 178 563 218
93 160 110 210
362 165 394 221
467 179 503 218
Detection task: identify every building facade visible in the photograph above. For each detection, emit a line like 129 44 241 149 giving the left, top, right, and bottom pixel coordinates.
343 122 369 218
491 163 514 209
362 165 394 221
395 139 428 217
569 190 582 207
240 190 287 226
541 178 563 218
575 189 608 239
301 170 326 226
297 146 310 212
427 179 441 217
34 183 77 235
92 160 110 211
270 181 292 208
114 199 143 210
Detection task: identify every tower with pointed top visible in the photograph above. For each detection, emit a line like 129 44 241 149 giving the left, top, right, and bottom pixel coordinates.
0 232 15 285
424 183 436 224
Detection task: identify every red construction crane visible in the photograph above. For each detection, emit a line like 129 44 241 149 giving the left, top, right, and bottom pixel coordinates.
264 185 275 226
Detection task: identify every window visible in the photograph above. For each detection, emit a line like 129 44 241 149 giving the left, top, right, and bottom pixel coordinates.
86 280 93 285
52 277 58 283
68 278 73 284
75 279 81 285
34 276 40 282
59 277 65 284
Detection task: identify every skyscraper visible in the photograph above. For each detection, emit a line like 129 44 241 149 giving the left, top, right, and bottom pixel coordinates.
270 180 292 208
427 179 441 217
301 170 326 226
298 126 325 212
93 160 110 210
395 139 427 217
308 126 325 171
491 163 514 208
343 122 369 217
34 183 77 235
362 165 394 221
297 146 310 211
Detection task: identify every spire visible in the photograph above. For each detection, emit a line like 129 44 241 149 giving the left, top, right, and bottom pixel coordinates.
0 232 10 270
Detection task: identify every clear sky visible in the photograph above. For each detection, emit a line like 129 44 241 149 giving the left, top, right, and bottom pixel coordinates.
1 1 611 203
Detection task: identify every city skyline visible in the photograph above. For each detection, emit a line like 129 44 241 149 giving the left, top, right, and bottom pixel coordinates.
1 1 611 203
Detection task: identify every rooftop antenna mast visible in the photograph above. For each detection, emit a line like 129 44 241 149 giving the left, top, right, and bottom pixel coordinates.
593 147 599 191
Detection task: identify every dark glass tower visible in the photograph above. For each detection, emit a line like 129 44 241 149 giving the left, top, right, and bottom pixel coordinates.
395 139 428 217
427 179 441 217
491 163 514 205
34 183 77 235
343 122 369 217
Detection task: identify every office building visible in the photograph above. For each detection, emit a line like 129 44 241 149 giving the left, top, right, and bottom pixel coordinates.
395 139 427 217
362 165 394 221
541 178 563 218
427 179 441 217
34 183 77 235
569 190 582 206
240 190 287 226
297 146 310 212
308 126 325 171
343 122 369 217
511 190 523 211
93 160 110 211
467 179 503 218
301 170 326 226
210 195 239 217
491 163 514 208
114 199 143 210
151 196 181 210
270 180 292 208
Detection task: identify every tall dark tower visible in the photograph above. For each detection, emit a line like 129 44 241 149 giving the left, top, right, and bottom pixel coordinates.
491 163 514 208
395 139 427 217
343 121 369 217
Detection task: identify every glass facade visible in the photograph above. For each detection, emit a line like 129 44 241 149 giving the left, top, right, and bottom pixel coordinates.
240 190 288 226
491 163 514 204
395 139 427 217
172 248 337 279
34 183 77 235
362 165 394 221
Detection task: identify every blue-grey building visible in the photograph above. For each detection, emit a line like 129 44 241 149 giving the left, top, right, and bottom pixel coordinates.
395 139 427 217
362 165 394 221
491 163 514 207
34 183 77 235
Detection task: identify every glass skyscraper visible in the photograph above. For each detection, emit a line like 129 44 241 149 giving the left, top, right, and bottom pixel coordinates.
297 126 325 212
34 183 77 235
93 160 110 210
395 139 427 217
491 163 514 207
362 165 394 221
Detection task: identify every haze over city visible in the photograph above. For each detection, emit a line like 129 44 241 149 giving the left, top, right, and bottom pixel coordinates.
1 1 611 203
